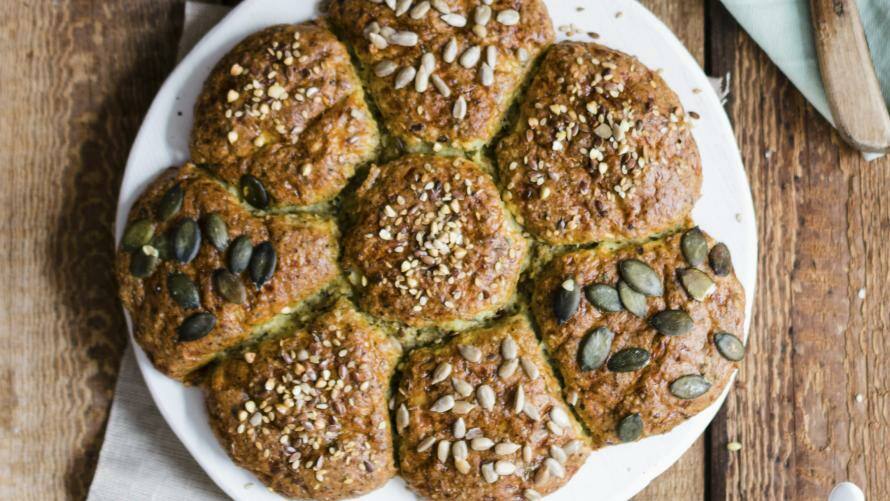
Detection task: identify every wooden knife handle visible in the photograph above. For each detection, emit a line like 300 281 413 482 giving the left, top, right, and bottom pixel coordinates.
810 0 890 153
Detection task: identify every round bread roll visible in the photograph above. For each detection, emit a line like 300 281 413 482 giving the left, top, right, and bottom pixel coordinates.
115 163 341 379
395 314 589 500
190 21 379 208
497 41 702 244
530 228 745 448
205 299 401 501
328 0 554 153
342 154 529 329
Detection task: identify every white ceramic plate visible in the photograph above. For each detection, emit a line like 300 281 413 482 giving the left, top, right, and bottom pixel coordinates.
115 0 757 499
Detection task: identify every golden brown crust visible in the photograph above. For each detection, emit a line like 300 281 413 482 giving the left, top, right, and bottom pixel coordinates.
205 299 401 501
395 314 589 501
342 154 529 328
530 230 745 448
115 164 340 379
191 22 379 208
496 42 702 244
328 0 554 152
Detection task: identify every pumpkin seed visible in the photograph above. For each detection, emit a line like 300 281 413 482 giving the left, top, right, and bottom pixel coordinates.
553 278 581 324
177 312 216 342
129 248 159 278
607 348 650 372
617 413 643 442
167 273 200 309
214 269 246 304
157 183 184 221
619 259 663 296
681 228 708 267
714 332 745 361
649 310 694 337
149 234 171 261
240 174 269 209
617 281 647 317
203 214 228 251
679 268 716 301
228 236 253 274
670 375 712 399
122 220 155 251
578 327 614 371
709 243 733 276
171 218 201 263
585 284 623 312
249 242 276 287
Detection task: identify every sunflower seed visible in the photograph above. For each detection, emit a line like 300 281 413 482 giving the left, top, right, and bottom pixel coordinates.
374 60 398 77
390 31 419 46
544 457 565 478
670 375 712 399
437 440 451 463
363 21 380 36
431 395 455 412
496 9 520 25
594 123 612 139
452 439 468 459
451 399 473 414
564 439 584 455
415 67 430 92
396 404 409 432
177 312 216 342
129 248 159 278
421 52 437 73
525 489 543 501
486 45 498 69
585 284 623 312
679 268 716 301
459 45 481 68
465 428 483 440
228 235 253 274
172 218 201 264
523 401 541 421
474 5 491 25
431 362 452 384
410 0 430 18
553 278 581 324
550 445 567 464
523 444 533 463
431 0 449 13
203 214 228 251
534 465 550 485
471 437 494 451
394 0 412 16
248 242 276 288
681 227 708 267
455 458 471 474
550 407 571 428
214 269 246 304
578 327 614 371
452 96 467 120
495 460 516 475
481 463 499 483
453 418 466 439
617 281 647 317
520 357 539 379
441 13 467 27
500 336 518 360
650 309 694 337
385 0 396 9
514 384 525 413
617 413 643 442
476 384 495 410
607 348 651 372
479 63 494 86
394 66 416 90
452 377 473 397
431 74 451 97
157 183 184 221
498 358 518 378
368 32 388 49
417 436 436 452
122 220 156 252
167 273 200 309
458 344 482 363
619 259 663 296
709 243 733 276
714 332 745 361
443 37 458 63
495 442 521 455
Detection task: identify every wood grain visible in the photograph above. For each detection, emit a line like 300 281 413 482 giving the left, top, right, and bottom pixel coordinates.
1 1 889 501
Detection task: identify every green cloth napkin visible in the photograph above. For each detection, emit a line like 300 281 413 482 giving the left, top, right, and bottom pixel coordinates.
719 0 889 156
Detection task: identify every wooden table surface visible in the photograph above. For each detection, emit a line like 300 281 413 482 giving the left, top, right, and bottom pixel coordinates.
1 1 887 499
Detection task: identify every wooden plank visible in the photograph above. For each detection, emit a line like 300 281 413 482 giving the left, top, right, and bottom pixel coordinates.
0 1 184 499
706 0 890 499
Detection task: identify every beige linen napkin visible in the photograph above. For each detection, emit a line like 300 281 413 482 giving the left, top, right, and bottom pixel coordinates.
86 3 231 500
